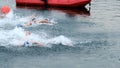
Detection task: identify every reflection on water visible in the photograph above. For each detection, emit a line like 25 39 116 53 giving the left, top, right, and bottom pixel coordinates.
16 6 90 16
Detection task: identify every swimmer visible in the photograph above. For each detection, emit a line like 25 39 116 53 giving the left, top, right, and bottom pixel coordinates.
16 13 53 28
29 13 52 24
16 22 32 28
17 18 52 28
22 31 44 47
29 13 52 23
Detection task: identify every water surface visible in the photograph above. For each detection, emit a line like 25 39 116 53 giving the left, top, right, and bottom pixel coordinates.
0 0 120 68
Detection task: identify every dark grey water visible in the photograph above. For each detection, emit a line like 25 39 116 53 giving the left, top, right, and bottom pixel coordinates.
0 0 120 68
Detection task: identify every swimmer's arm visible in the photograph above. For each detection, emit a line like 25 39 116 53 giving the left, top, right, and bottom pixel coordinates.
29 13 37 19
31 41 44 46
38 19 50 23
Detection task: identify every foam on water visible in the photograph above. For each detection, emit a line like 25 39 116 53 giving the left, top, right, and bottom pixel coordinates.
46 35 73 46
0 9 70 47
0 10 19 27
6 10 14 19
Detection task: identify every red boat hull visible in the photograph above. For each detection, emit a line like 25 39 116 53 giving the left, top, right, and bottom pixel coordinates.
16 0 91 7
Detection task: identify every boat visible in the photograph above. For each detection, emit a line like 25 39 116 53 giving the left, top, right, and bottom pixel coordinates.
16 0 91 8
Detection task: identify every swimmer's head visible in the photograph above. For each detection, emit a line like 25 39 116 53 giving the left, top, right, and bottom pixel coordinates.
32 18 36 21
31 18 37 23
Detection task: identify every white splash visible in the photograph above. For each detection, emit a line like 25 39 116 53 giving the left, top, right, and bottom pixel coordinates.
46 35 73 46
0 10 18 26
6 10 14 19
